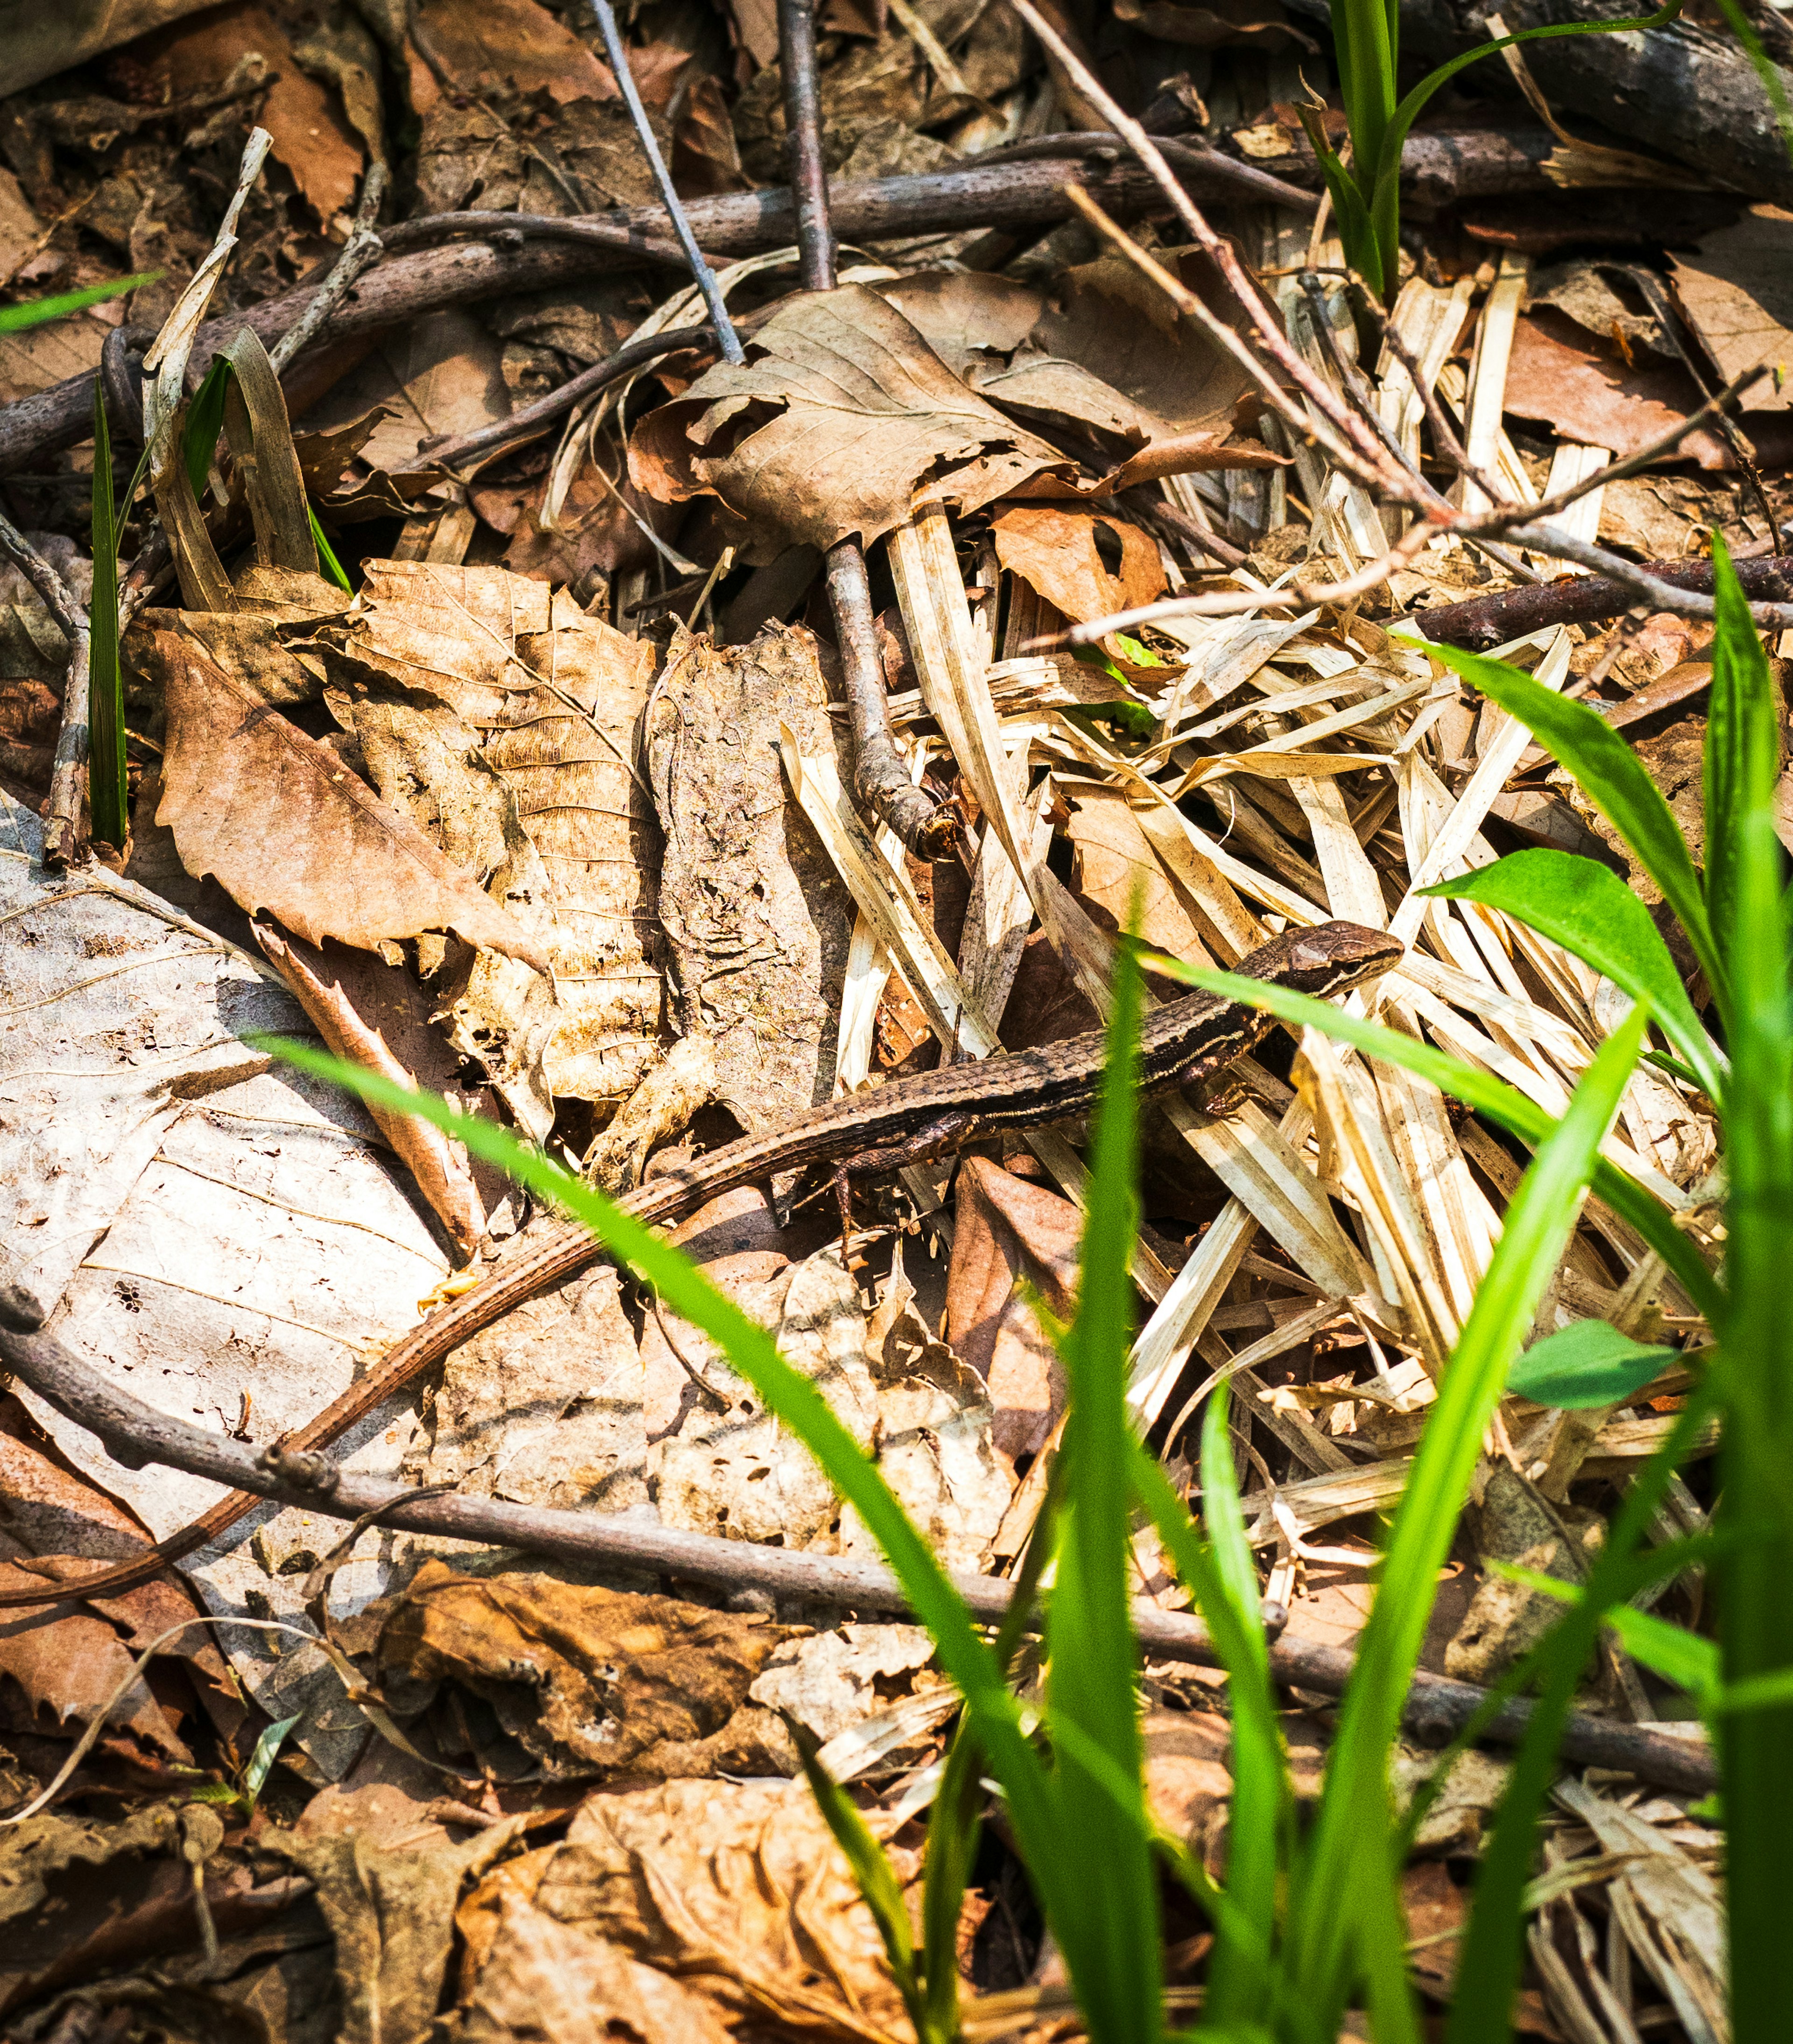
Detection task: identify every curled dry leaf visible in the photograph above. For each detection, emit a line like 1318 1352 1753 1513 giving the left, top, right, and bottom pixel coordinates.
322 562 662 1133
151 631 549 971
370 1560 794 1780
454 1896 737 2044
946 1156 1081 1470
254 925 487 1262
457 1778 921 2044
1669 204 1793 412
628 283 1070 550
991 504 1166 661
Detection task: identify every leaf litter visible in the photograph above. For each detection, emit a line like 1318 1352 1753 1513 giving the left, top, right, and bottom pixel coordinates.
0 0 1767 2037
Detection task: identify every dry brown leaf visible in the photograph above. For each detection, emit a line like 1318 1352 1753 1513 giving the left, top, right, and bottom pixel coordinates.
628 284 1068 550
749 1624 937 1745
254 925 487 1261
302 310 513 482
409 0 617 108
672 73 751 196
423 1218 651 1513
1670 204 1793 410
455 1896 736 2044
649 1248 877 1551
644 625 851 1136
458 1778 920 2044
150 631 549 971
371 1561 793 1780
1065 784 1215 968
322 561 662 1130
992 505 1166 642
946 1156 1080 1469
1502 311 1730 467
141 3 365 222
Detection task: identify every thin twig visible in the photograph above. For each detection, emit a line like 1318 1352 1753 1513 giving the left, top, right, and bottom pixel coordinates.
268 161 388 377
1414 553 1793 649
0 513 90 868
424 322 716 472
982 130 1321 214
1014 0 1421 504
588 0 744 364
378 208 726 270
0 1299 1716 1793
778 0 955 859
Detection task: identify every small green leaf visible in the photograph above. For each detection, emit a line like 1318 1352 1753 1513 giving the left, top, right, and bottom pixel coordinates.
0 273 160 331
1507 1319 1676 1410
183 358 234 500
1064 697 1156 741
310 505 353 592
243 1712 303 1806
1422 848 1723 1103
1398 637 1727 1019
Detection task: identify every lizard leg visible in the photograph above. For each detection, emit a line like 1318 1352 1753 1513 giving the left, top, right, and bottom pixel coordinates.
832 1111 977 1280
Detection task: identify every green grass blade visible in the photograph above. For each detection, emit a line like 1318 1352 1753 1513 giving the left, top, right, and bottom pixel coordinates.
1293 1005 1649 2029
253 1038 1096 1958
1132 1432 1284 2021
87 382 127 852
1044 929 1163 2044
792 1730 930 2040
1703 532 1774 976
0 273 160 331
920 1717 981 2041
1143 956 1723 1326
1422 849 1724 1102
183 359 234 500
309 505 353 591
1363 5 1686 273
1447 1385 1718 2044
1702 529 1793 2044
1398 638 1727 1018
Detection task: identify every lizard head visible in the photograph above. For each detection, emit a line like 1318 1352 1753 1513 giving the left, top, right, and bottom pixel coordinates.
1278 921 1405 1000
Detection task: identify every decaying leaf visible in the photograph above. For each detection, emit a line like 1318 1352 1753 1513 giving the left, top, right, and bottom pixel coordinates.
644 625 851 1136
322 562 663 1133
254 925 488 1262
945 1156 1080 1469
422 1223 651 1511
1669 203 1793 410
991 504 1165 642
409 0 618 108
453 1896 736 2044
649 1248 876 1552
628 283 1069 550
456 1778 920 2042
370 1560 794 1779
1501 311 1731 467
749 1624 937 1745
151 630 549 971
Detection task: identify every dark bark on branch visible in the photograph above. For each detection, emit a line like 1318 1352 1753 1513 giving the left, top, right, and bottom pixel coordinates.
1414 555 1793 649
0 1299 1715 1793
0 159 1219 477
1395 0 1793 207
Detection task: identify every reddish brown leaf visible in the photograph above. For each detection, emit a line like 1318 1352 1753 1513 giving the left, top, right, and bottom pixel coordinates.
151 631 550 972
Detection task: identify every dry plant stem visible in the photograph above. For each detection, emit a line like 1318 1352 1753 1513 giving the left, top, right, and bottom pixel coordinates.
379 209 720 270
1414 552 1793 648
1121 487 1252 570
0 1300 1715 1794
779 0 953 858
1059 183 1414 505
0 160 1217 473
0 509 91 868
984 129 1322 214
268 161 388 377
587 0 744 364
1011 0 1422 503
425 322 716 472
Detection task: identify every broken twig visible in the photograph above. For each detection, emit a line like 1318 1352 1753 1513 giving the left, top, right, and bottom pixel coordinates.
0 511 90 869
779 0 956 860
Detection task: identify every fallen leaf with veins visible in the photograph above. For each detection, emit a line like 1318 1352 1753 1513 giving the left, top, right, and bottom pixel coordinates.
151 631 549 971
